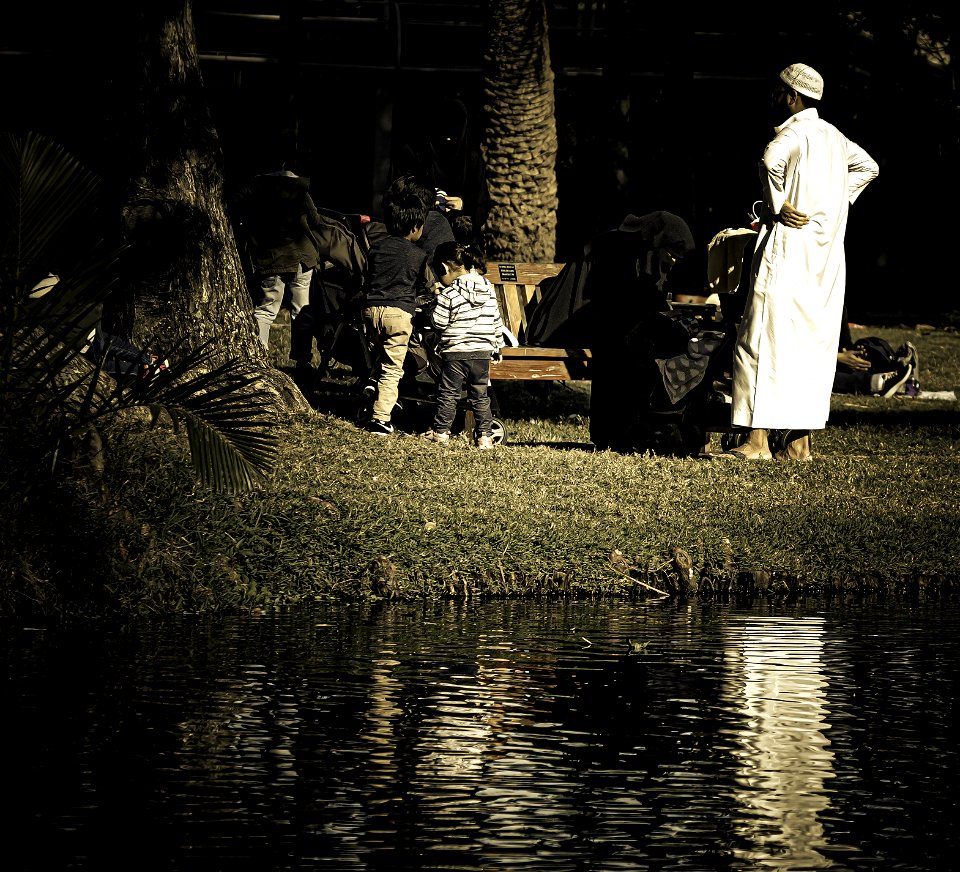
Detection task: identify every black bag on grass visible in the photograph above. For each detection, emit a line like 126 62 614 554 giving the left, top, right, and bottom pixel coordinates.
851 336 898 371
851 336 920 386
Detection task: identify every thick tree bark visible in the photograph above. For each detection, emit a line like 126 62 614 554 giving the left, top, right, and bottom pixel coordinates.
118 1 310 412
482 0 559 262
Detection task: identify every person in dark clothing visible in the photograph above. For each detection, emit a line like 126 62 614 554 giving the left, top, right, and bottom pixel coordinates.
449 214 478 247
581 212 697 452
361 181 429 435
390 98 490 239
233 169 321 362
393 175 456 271
833 310 916 397
28 273 168 383
521 212 700 453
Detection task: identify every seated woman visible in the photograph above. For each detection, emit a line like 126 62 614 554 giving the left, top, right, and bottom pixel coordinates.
834 309 916 397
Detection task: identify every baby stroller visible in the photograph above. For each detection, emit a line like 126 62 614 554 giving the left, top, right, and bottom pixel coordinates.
277 206 379 392
638 224 816 457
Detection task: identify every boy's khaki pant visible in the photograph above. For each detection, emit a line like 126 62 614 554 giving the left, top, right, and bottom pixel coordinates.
362 306 413 423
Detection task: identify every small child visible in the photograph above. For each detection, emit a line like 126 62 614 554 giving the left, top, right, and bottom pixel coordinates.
422 241 504 449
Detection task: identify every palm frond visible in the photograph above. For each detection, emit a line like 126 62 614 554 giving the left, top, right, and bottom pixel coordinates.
0 131 103 282
103 339 279 493
181 410 275 494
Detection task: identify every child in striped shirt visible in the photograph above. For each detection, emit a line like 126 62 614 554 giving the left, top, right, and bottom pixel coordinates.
422 241 504 449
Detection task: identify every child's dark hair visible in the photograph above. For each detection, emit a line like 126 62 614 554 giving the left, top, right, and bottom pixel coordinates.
450 214 476 246
383 186 427 236
389 174 435 212
432 240 487 277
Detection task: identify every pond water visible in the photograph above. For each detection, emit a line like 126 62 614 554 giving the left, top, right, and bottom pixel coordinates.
5 598 959 871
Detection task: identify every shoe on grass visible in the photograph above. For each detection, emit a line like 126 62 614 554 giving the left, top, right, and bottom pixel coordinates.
476 434 494 450
872 363 913 398
366 419 394 436
421 430 450 444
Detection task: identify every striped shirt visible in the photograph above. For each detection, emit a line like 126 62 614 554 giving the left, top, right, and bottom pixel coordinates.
431 271 505 358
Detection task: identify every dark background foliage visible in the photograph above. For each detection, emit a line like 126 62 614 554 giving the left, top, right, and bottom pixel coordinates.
2 1 957 323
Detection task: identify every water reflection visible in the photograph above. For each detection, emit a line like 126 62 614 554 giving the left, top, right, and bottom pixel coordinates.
5 600 960 871
352 608 585 867
724 616 835 869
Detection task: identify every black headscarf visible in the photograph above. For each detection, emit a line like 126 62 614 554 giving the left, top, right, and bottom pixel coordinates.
391 98 490 232
524 211 696 347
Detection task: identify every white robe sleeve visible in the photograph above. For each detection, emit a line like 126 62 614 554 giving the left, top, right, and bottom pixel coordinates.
845 139 879 204
759 131 797 217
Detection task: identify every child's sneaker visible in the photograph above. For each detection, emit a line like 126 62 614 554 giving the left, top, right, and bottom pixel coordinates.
476 434 495 450
421 430 450 444
366 419 394 436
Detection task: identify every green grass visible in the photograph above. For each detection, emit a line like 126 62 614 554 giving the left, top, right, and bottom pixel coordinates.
80 324 956 614
6 323 959 618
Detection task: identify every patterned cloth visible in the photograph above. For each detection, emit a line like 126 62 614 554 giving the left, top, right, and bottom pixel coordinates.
655 332 726 404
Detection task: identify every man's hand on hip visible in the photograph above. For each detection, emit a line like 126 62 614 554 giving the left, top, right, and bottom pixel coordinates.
777 200 809 228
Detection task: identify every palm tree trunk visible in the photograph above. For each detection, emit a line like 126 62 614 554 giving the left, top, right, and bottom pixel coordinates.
115 1 310 412
482 0 559 262
117 3 247 354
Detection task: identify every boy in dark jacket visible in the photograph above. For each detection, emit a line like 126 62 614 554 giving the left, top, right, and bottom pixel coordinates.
361 182 429 435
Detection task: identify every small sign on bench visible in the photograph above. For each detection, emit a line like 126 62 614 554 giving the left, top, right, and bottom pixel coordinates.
497 263 517 283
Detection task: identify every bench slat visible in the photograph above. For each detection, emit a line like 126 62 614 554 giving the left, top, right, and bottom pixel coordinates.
492 262 565 287
492 347 592 381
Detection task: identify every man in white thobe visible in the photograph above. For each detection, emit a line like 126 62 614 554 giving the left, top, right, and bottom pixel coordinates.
727 63 879 460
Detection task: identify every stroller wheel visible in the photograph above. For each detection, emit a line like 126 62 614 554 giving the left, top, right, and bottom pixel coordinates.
355 397 372 427
720 429 748 453
453 415 508 444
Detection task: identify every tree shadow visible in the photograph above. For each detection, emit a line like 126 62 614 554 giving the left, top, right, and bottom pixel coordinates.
286 368 354 414
828 401 959 430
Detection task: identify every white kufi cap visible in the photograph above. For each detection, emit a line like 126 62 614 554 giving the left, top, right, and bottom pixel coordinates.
780 63 824 100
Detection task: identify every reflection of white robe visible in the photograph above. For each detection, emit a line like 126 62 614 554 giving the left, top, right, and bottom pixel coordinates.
732 109 878 429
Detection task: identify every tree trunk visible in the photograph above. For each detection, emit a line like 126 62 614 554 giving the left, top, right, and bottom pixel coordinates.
117 1 310 412
481 0 559 262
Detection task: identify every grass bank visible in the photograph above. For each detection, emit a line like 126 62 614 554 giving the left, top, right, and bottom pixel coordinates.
54 323 952 617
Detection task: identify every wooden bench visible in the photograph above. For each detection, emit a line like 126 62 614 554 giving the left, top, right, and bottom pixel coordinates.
489 262 592 381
